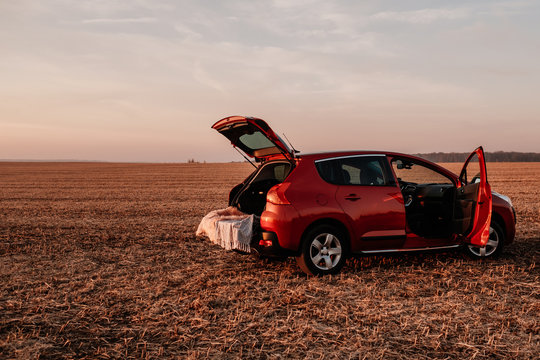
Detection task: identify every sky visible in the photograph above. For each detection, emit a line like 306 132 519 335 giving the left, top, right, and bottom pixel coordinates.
1 0 539 162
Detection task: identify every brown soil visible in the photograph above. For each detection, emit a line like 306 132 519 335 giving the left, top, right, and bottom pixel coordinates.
1 162 538 359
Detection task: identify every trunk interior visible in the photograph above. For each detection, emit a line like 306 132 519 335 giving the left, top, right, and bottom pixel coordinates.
229 161 293 216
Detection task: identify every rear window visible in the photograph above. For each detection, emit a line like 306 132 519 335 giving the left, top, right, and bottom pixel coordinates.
239 132 275 150
315 156 394 186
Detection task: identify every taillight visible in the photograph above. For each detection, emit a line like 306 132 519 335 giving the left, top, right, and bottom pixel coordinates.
259 240 273 247
267 183 291 205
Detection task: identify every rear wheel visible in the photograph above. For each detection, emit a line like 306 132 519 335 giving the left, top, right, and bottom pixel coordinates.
296 225 348 275
466 221 504 258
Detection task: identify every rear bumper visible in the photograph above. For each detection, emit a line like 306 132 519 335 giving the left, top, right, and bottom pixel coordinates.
260 203 303 253
251 231 297 257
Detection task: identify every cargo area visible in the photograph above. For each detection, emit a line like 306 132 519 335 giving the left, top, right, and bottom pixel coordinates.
197 160 293 252
228 160 293 216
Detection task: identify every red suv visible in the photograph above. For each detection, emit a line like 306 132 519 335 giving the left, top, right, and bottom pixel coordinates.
212 116 516 275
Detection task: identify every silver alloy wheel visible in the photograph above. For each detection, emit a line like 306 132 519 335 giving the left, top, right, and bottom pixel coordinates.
309 233 342 270
468 226 499 257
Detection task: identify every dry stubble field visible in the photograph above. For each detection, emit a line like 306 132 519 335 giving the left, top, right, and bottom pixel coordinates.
0 161 539 359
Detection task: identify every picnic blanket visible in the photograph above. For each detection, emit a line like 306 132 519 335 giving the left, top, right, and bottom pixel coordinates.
196 207 253 253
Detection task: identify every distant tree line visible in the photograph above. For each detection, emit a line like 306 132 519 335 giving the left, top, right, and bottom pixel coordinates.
415 151 540 163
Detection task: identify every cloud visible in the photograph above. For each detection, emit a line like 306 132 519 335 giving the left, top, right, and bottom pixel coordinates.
81 17 157 24
370 8 470 24
271 0 323 9
193 62 226 93
1 0 539 160
173 23 202 40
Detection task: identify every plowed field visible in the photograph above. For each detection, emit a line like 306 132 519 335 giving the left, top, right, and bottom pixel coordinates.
1 162 538 359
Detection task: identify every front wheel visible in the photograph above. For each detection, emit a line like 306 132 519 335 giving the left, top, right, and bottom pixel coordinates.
465 221 505 258
296 225 348 275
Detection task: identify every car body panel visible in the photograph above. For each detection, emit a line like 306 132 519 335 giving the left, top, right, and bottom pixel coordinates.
457 147 492 247
212 116 293 162
401 234 456 249
260 201 302 251
492 193 516 244
334 184 406 251
261 156 356 252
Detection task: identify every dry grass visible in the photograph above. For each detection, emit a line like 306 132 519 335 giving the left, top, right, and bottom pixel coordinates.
0 161 538 359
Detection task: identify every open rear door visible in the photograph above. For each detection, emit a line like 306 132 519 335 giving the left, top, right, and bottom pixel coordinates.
212 116 294 163
454 146 492 247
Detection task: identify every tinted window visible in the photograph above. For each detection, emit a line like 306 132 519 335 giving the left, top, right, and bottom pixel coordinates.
273 164 290 182
316 156 392 186
254 162 292 182
239 132 275 150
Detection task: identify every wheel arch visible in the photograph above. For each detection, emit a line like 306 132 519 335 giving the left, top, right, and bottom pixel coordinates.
491 211 506 242
299 217 351 255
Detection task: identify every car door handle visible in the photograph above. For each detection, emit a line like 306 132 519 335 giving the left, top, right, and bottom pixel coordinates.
345 194 361 201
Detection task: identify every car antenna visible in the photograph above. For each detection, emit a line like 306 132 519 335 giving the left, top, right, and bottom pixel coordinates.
234 146 257 168
282 133 299 155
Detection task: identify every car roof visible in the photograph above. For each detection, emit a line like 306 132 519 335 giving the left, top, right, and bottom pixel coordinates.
297 150 459 180
299 150 408 159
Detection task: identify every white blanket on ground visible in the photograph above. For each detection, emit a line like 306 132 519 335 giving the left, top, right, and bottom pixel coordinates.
196 207 253 253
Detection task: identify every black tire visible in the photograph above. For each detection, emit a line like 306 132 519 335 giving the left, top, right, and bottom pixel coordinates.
296 225 348 275
465 221 505 258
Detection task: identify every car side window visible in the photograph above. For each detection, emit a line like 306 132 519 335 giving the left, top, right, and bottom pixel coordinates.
391 159 453 185
273 164 291 182
253 162 292 182
316 156 392 186
460 152 481 185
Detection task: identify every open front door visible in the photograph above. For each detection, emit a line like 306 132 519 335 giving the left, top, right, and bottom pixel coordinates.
454 147 492 247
